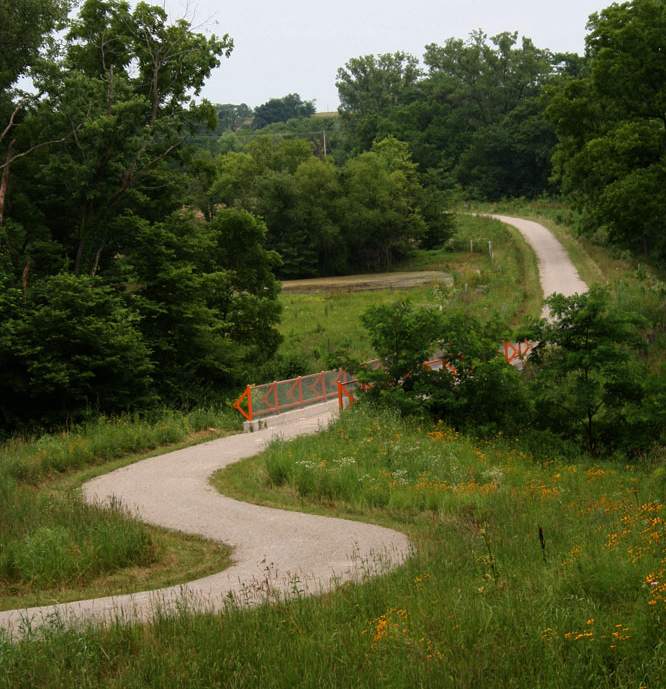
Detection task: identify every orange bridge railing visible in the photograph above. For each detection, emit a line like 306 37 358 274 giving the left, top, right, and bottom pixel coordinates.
233 341 536 422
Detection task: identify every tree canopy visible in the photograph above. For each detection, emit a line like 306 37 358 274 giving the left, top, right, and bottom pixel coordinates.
253 93 316 129
547 0 666 260
0 0 284 430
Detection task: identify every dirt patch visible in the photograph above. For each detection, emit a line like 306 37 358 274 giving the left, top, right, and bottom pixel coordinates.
281 271 452 293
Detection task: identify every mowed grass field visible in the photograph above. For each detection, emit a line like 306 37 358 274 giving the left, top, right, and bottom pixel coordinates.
277 214 541 373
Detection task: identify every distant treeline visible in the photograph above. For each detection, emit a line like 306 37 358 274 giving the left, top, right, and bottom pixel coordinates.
1 0 664 430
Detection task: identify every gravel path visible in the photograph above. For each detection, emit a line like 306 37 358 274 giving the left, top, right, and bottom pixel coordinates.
0 215 587 638
488 214 588 314
0 401 409 637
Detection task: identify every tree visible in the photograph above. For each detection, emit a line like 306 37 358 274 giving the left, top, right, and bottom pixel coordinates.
252 93 315 129
216 103 253 132
456 96 556 199
360 301 527 430
0 0 71 225
340 138 426 269
114 208 282 400
336 52 421 151
2 0 232 283
547 0 666 261
335 33 560 200
527 288 647 454
0 273 154 428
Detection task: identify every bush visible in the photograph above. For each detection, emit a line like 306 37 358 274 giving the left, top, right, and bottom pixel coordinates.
0 273 154 430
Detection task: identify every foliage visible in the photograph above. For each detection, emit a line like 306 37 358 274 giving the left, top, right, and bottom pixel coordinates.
253 93 315 129
527 288 653 454
336 52 421 151
0 273 153 428
114 209 282 402
0 0 69 91
360 300 527 432
207 135 447 277
547 0 666 262
0 0 286 429
336 33 563 199
216 103 253 132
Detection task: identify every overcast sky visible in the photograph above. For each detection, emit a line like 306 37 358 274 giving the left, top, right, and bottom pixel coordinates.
159 0 610 111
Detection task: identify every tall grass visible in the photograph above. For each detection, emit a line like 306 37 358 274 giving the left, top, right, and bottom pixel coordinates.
0 407 238 484
1 408 663 688
0 407 238 597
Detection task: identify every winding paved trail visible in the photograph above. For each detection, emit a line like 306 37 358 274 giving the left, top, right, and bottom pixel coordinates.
0 215 588 638
487 214 588 314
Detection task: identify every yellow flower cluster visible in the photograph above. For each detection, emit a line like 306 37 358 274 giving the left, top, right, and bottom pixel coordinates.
645 568 666 607
369 607 443 662
606 501 665 608
427 426 458 443
563 617 595 641
525 479 561 499
371 608 408 643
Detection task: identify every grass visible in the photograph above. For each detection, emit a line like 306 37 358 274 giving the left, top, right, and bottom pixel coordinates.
2 408 663 688
278 214 541 373
471 199 666 368
0 408 239 610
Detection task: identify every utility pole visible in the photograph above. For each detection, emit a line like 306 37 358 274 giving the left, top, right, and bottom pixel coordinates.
322 130 327 158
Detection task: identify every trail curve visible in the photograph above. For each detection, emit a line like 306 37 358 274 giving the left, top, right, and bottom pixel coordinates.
0 402 409 637
487 214 588 313
0 214 587 638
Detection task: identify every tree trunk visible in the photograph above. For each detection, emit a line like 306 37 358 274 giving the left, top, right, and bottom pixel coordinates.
0 139 16 226
21 257 30 295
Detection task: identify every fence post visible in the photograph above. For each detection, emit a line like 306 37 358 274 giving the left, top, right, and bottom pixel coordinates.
246 385 253 421
320 371 327 400
488 240 493 259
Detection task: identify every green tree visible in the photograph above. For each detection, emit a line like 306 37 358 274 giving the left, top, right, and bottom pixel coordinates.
336 52 421 151
0 0 71 225
528 288 647 454
253 93 315 129
116 208 281 400
0 273 153 428
3 0 232 283
216 103 253 132
340 138 426 269
547 0 666 260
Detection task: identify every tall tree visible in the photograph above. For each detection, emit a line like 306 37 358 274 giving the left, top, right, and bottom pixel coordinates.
547 0 666 260
3 0 232 282
0 0 70 227
252 93 315 129
336 52 421 151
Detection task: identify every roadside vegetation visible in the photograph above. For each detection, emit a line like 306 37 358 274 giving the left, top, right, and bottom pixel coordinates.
1 407 662 688
277 213 540 374
0 409 236 610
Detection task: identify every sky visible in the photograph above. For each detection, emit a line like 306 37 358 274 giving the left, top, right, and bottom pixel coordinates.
157 0 610 111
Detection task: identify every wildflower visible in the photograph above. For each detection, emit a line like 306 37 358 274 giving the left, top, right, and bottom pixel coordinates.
541 628 555 641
